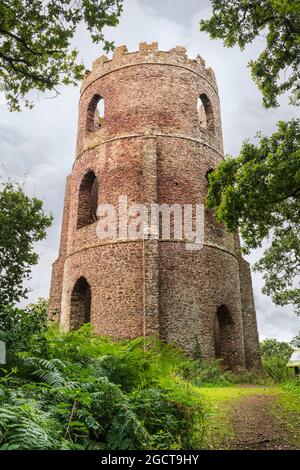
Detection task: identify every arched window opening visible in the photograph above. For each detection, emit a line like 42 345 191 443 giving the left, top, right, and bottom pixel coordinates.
214 305 234 367
70 277 91 330
77 170 99 229
198 94 215 133
86 94 105 133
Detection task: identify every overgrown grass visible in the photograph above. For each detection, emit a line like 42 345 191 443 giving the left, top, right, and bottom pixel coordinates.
195 384 280 449
260 338 295 383
1 321 298 450
0 325 208 450
262 357 295 383
272 378 300 446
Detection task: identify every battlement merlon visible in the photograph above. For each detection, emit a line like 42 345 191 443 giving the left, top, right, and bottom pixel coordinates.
81 43 218 94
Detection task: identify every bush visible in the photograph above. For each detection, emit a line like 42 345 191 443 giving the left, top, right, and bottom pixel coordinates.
283 377 300 393
0 298 48 351
260 338 294 383
178 358 232 387
179 357 270 387
260 338 293 361
228 369 270 385
262 356 294 383
0 325 206 450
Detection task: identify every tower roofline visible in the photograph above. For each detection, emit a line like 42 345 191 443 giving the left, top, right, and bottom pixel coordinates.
81 42 218 95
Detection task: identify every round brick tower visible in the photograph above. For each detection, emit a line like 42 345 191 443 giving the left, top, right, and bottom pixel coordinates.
49 43 261 369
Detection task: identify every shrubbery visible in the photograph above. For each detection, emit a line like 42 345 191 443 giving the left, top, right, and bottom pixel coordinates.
0 307 206 450
260 338 295 383
1 299 299 450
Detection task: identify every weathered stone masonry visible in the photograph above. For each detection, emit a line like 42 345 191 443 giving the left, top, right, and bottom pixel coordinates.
49 43 261 369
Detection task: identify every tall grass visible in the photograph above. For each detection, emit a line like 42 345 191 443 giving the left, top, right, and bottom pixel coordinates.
0 325 206 450
260 338 295 383
262 356 294 382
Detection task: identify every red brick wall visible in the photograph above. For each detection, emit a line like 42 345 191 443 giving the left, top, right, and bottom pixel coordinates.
49 43 260 369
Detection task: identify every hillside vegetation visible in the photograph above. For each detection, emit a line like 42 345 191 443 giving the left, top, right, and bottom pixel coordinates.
0 300 299 450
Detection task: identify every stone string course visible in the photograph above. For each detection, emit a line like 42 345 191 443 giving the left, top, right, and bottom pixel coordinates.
49 43 261 369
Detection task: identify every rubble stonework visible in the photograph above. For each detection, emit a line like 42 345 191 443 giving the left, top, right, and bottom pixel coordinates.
49 43 261 369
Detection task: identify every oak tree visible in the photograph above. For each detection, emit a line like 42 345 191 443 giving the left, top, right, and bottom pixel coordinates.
0 181 52 311
200 0 300 108
0 0 123 111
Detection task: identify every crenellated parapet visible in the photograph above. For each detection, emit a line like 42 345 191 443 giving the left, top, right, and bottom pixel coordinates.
76 43 223 160
81 42 218 95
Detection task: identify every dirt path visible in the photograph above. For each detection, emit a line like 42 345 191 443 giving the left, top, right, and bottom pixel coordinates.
225 392 298 450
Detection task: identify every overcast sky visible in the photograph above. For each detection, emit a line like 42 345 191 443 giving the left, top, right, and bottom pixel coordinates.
0 0 299 341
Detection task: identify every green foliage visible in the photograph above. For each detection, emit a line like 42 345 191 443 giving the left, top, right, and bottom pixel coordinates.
276 377 300 446
0 325 206 450
179 358 232 387
178 356 269 387
201 2 300 315
0 298 49 350
283 376 300 393
0 402 64 450
260 338 294 360
0 0 123 111
193 361 232 387
0 181 52 310
193 335 203 361
227 369 269 386
206 119 300 312
3 300 295 450
260 338 294 382
200 0 300 108
262 356 293 382
291 331 300 348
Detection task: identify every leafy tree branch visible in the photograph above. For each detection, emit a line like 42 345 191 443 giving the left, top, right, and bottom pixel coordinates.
0 0 123 111
200 0 300 108
206 119 300 312
0 181 53 310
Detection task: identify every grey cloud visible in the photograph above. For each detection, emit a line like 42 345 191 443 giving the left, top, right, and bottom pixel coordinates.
254 287 300 342
0 124 28 147
138 0 210 26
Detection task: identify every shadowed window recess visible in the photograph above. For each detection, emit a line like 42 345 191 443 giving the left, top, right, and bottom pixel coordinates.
86 94 105 132
70 277 91 330
198 94 215 133
214 305 235 367
77 170 99 229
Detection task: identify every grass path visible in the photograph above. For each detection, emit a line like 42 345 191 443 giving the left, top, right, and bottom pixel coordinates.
195 385 300 450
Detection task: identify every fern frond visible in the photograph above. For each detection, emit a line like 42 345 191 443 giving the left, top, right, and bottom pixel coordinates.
31 369 65 387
